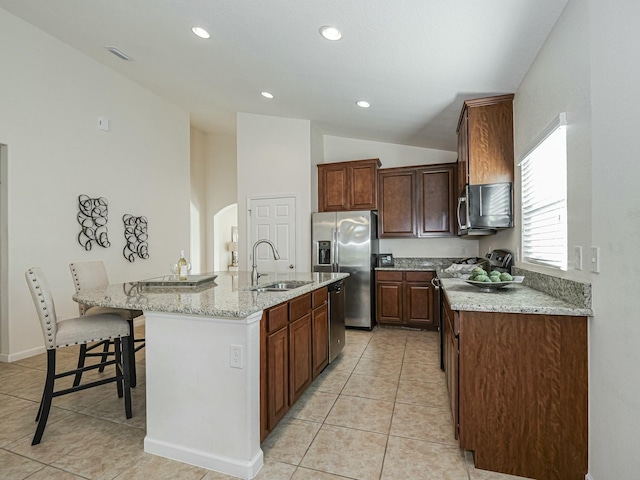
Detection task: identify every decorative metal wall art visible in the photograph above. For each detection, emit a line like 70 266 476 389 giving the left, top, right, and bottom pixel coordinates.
122 214 149 262
77 194 110 250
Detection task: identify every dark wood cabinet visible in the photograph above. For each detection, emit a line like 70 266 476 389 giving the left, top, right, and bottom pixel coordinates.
311 288 329 379
376 271 404 324
376 270 436 328
456 94 515 188
378 163 456 238
417 166 456 237
318 158 381 212
378 169 417 237
289 314 312 404
261 289 331 441
442 292 588 480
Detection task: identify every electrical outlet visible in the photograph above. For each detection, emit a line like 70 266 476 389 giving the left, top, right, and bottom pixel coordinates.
230 344 243 369
515 246 520 262
574 246 583 270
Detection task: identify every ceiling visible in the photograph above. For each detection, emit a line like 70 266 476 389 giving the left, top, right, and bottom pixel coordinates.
0 0 568 151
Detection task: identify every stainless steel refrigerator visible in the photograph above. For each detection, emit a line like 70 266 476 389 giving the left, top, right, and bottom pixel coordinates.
311 211 378 329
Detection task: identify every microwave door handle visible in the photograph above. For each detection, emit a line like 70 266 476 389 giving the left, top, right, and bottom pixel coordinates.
457 196 466 231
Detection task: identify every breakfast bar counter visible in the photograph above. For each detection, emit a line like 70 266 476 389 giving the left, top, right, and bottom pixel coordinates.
73 271 348 480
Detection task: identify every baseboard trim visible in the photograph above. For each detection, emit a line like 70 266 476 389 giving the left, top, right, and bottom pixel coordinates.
0 344 45 363
144 436 263 479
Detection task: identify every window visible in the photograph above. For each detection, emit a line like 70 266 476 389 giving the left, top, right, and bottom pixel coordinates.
519 113 567 270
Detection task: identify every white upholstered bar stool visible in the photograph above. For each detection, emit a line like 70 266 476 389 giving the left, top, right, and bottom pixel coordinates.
25 267 132 445
69 261 145 387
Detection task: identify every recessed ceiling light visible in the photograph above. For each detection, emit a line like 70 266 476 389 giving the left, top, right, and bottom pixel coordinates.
191 27 210 39
261 91 274 99
105 46 132 61
356 100 371 108
319 26 342 41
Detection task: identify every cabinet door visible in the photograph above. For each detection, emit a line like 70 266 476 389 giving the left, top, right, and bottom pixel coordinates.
349 161 378 210
405 277 435 327
289 314 312 404
376 282 403 324
267 326 289 430
378 169 417 237
443 296 459 440
311 303 329 379
318 164 349 212
462 95 514 185
418 165 456 237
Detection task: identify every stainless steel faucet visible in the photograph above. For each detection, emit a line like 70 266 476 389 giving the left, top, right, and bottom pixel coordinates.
251 239 281 285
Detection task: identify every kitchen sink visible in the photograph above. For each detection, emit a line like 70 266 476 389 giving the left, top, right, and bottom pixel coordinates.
248 280 313 292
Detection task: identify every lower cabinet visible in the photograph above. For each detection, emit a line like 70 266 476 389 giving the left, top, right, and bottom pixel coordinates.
311 288 329 379
376 270 436 328
442 292 588 480
261 287 330 441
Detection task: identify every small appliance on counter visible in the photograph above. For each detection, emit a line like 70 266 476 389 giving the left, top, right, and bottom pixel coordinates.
485 249 514 273
444 256 490 275
378 253 394 267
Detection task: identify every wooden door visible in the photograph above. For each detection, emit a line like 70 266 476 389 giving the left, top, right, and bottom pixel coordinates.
289 314 312 404
318 163 349 211
418 165 456 237
378 168 417 237
248 195 297 273
267 326 289 430
349 160 379 210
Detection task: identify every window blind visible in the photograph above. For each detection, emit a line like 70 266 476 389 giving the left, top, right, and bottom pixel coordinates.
519 114 567 270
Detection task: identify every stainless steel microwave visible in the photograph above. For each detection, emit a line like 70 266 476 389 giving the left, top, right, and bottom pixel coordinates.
457 182 513 235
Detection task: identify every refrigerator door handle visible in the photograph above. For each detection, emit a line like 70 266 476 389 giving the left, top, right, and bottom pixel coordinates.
333 228 340 272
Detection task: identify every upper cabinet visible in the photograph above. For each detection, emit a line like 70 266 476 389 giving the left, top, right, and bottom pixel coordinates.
378 163 456 238
318 158 381 212
457 94 515 191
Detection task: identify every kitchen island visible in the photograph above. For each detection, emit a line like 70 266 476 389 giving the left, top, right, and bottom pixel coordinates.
73 271 348 480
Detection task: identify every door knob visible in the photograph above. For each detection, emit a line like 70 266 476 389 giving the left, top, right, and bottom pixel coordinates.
289 264 294 269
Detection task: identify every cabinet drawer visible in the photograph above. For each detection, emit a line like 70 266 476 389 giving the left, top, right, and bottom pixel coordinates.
266 303 288 333
377 271 403 282
405 271 434 282
312 287 328 308
289 293 311 321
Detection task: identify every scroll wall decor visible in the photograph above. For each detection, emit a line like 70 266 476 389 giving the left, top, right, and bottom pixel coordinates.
123 214 149 262
77 194 110 250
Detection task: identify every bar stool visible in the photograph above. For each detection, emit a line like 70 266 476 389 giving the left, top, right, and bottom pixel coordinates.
25 267 132 445
69 261 145 387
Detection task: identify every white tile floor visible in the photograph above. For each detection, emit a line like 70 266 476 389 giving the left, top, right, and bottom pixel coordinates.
0 324 531 479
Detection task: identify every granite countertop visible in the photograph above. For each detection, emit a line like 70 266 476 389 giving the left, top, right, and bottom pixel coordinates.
72 271 348 318
441 276 593 316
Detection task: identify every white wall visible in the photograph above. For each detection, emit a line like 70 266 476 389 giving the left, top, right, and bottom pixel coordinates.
190 127 208 273
588 0 640 478
236 113 312 272
323 135 479 258
506 0 640 477
205 132 237 272
0 9 190 360
484 0 593 283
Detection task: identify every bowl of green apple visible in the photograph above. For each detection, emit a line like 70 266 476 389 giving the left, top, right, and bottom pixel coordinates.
462 268 524 291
